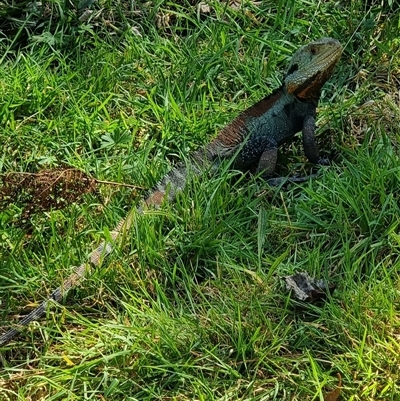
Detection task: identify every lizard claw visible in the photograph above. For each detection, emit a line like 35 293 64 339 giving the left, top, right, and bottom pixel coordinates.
317 157 331 166
267 173 318 187
318 149 338 165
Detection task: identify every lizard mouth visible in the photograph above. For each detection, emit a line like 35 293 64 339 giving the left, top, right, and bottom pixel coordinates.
318 47 343 70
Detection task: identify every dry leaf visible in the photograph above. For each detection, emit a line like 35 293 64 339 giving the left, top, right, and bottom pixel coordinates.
324 373 342 401
284 272 336 302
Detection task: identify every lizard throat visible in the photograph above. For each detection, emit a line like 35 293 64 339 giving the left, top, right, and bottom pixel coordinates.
286 61 337 100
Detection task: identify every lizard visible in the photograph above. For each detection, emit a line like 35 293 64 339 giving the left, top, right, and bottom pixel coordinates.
0 37 342 346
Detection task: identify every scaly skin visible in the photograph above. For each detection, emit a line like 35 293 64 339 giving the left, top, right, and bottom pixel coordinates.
0 37 342 346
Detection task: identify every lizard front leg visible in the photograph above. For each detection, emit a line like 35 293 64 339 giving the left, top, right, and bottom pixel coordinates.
302 114 320 163
302 114 330 165
256 147 278 178
256 147 303 186
256 147 316 186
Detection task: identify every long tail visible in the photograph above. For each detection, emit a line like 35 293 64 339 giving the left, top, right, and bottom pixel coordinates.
0 213 134 346
0 161 197 346
0 150 213 346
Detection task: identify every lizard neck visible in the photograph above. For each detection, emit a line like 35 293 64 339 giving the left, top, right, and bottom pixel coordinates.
282 85 319 107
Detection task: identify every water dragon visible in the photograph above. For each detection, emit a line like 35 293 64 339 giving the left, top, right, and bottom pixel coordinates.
0 37 342 346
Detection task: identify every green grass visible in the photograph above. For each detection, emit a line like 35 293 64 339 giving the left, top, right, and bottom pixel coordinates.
0 0 400 399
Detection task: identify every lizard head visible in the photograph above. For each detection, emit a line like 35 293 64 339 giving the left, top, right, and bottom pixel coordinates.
284 37 342 101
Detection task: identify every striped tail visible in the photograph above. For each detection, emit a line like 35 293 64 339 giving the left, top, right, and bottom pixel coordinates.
0 216 129 346
0 154 210 346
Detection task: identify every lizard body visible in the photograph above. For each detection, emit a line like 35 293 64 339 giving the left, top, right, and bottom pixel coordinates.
0 37 342 346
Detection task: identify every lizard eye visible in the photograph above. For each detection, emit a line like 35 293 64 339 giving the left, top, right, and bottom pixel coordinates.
287 63 298 75
310 46 317 55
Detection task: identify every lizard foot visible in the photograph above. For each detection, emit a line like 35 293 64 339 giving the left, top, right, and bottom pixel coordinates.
266 173 319 187
318 149 339 166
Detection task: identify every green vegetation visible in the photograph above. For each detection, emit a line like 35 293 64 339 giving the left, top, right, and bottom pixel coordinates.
0 0 399 399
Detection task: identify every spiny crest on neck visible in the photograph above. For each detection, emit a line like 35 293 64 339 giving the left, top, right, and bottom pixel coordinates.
284 37 342 100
